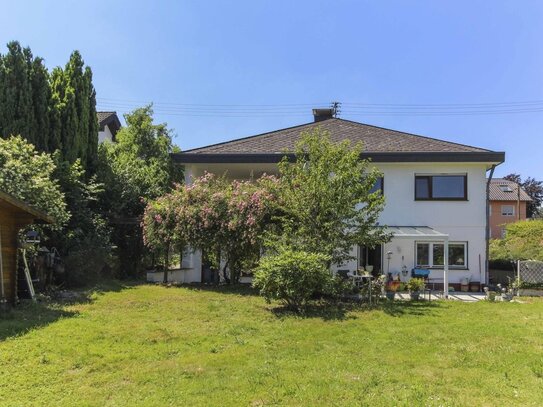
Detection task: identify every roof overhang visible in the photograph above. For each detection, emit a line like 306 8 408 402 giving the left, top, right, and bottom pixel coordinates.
173 151 505 165
98 113 122 137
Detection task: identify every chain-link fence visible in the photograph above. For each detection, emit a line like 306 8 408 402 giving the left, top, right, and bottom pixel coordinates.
518 260 543 284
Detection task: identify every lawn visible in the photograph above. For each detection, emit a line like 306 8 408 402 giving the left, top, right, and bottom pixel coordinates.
1 284 542 406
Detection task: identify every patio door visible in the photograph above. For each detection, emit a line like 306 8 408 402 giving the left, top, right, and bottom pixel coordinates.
358 244 382 276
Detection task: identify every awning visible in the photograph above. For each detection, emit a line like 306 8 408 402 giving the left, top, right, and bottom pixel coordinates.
384 225 450 298
385 226 448 239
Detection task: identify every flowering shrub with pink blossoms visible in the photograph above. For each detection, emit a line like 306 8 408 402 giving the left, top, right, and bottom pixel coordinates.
143 172 278 283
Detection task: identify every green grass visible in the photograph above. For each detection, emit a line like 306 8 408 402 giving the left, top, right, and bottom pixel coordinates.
1 283 542 406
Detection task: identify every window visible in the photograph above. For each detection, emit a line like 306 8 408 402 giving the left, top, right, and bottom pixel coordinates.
501 205 515 216
369 177 384 194
415 242 467 268
499 184 514 193
415 175 467 200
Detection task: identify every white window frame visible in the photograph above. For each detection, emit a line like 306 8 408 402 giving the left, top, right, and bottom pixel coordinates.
501 204 515 216
415 241 468 269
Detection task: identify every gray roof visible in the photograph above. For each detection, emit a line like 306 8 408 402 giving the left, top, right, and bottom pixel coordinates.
489 179 532 201
184 118 492 154
174 118 504 162
97 111 121 136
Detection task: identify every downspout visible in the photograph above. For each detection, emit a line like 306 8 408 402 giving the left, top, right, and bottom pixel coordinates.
485 165 496 286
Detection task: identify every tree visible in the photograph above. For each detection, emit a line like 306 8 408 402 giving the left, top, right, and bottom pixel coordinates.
98 106 182 277
489 220 543 261
142 192 179 283
49 51 98 170
30 56 51 152
142 172 277 283
0 42 98 169
0 42 36 146
0 135 69 226
503 173 543 218
269 128 390 266
44 159 112 286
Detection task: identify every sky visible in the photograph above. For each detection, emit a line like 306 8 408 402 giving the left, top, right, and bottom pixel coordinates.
1 0 542 177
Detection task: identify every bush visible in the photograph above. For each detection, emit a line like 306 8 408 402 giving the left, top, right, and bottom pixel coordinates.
407 278 425 292
253 249 331 309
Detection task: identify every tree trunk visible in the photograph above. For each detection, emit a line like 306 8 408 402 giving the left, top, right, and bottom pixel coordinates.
222 259 230 284
163 244 169 284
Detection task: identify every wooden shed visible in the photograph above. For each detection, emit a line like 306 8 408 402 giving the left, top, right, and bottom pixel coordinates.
0 190 53 305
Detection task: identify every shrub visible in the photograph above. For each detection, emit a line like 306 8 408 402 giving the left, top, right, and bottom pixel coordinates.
252 249 331 309
407 278 425 292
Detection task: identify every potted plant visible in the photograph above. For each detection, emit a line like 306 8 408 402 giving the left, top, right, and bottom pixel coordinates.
385 280 400 300
407 278 425 300
469 281 480 292
460 277 470 292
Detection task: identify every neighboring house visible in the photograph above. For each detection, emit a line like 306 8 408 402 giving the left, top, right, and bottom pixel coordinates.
488 178 531 238
97 111 121 143
0 191 53 305
169 108 505 290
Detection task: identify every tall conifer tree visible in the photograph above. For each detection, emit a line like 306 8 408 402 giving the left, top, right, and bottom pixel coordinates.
0 41 35 144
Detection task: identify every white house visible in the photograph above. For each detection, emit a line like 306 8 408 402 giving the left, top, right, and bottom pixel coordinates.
97 111 121 143
164 108 504 291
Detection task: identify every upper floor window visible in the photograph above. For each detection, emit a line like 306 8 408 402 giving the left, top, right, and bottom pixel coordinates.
499 184 514 193
415 175 467 201
501 205 515 216
369 177 384 194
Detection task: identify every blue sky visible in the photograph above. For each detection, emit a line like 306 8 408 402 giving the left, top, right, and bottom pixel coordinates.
1 0 542 177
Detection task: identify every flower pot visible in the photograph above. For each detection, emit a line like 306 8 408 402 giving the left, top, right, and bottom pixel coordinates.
470 282 480 292
385 291 395 300
410 291 420 300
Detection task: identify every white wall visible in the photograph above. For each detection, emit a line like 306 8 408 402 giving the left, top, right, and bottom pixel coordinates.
98 124 114 143
179 162 490 285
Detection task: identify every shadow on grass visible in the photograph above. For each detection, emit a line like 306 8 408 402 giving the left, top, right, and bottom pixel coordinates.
271 302 360 321
0 279 135 341
379 299 443 317
0 302 77 341
271 299 444 321
181 283 260 297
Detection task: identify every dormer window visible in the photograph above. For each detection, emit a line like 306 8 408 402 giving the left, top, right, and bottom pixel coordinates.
499 184 514 193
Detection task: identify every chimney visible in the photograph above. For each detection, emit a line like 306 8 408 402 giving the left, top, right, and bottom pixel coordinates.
312 108 335 122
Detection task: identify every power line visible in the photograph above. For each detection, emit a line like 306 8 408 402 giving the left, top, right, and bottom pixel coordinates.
96 97 543 117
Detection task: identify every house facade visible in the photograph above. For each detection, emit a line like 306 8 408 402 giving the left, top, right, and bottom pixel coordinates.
97 111 121 143
488 178 531 238
167 109 504 290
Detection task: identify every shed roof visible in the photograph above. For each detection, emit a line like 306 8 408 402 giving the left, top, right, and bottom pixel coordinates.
0 191 54 224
